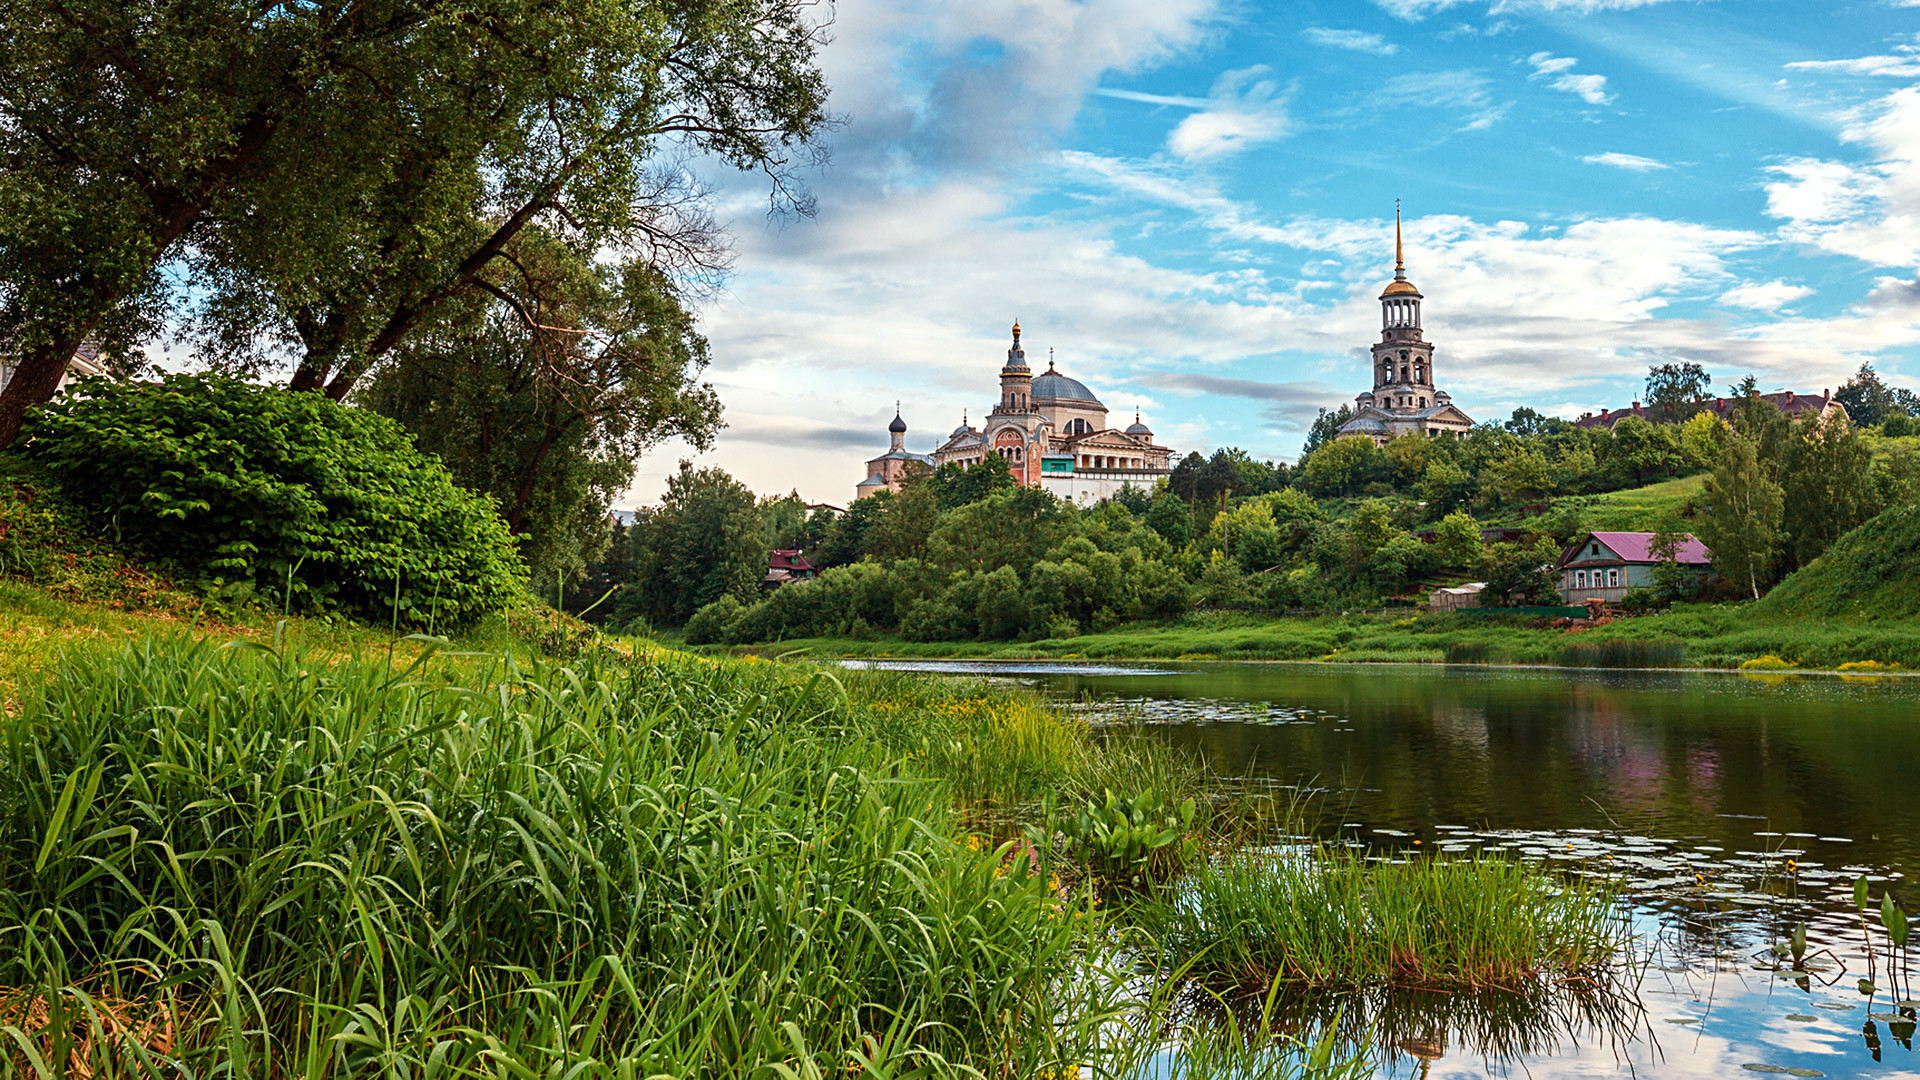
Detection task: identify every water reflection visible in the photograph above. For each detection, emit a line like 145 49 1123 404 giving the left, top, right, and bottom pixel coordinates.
847 659 1920 1077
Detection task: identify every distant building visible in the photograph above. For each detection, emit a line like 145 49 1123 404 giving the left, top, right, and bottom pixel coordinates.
857 323 1174 506
1555 531 1711 605
854 407 935 500
1575 390 1849 429
1336 206 1476 446
764 549 817 588
0 342 107 396
1429 582 1485 612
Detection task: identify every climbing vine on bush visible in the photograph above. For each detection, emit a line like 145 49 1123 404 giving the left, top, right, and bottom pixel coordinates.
25 375 525 626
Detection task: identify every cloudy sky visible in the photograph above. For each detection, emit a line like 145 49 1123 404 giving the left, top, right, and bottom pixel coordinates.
631 0 1920 508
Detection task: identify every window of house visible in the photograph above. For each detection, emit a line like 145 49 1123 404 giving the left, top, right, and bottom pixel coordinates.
1576 571 1587 588
1608 569 1619 588
1590 543 1600 556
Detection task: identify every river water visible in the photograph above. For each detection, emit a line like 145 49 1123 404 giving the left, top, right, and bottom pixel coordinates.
845 659 1920 1079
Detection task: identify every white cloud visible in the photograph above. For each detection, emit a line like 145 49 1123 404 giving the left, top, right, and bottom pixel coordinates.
1720 280 1814 311
1167 66 1290 161
1584 151 1671 171
1764 86 1920 269
1375 69 1511 131
1528 52 1614 105
1786 54 1920 78
1373 0 1465 19
1303 27 1399 55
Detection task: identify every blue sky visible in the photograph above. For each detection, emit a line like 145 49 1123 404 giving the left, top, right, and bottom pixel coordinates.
634 0 1920 506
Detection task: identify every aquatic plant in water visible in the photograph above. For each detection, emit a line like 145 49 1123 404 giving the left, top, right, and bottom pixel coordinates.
1134 849 1628 994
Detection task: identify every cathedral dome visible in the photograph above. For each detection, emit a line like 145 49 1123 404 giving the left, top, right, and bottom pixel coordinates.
888 411 908 434
951 421 974 438
1032 370 1101 404
1125 421 1152 436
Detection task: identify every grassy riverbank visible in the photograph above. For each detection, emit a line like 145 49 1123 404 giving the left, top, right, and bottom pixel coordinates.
703 603 1920 671
0 582 1629 1077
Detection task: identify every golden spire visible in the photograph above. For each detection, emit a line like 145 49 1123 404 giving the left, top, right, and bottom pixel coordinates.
1395 198 1404 275
1012 318 1021 339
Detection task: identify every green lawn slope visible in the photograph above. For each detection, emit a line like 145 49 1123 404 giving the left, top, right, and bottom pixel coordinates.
1754 504 1920 620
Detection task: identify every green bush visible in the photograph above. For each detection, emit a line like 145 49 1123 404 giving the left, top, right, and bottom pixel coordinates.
23 375 524 626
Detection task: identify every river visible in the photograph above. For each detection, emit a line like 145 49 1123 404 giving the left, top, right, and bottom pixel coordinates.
844 659 1920 1079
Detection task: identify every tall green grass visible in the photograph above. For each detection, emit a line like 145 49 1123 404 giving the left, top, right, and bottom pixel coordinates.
1556 640 1686 669
0 637 1144 1077
1134 849 1625 994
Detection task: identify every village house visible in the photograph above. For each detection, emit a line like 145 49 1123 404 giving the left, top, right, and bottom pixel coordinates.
1555 531 1711 605
764 549 817 588
1428 582 1486 612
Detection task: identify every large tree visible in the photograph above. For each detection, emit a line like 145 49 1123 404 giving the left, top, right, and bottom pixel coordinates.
1697 431 1784 600
0 0 832 444
1643 362 1712 423
0 0 439 443
361 243 722 586
196 0 830 401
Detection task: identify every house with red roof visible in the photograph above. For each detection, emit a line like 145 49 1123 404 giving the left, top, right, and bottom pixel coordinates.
1555 531 1712 605
764 549 817 588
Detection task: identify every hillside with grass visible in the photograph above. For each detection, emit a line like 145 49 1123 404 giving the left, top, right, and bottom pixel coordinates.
1754 504 1920 621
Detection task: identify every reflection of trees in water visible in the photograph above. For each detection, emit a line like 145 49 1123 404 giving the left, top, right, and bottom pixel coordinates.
1169 977 1650 1077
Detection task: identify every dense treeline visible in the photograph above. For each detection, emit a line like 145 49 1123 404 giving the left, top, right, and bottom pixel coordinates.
578 364 1920 645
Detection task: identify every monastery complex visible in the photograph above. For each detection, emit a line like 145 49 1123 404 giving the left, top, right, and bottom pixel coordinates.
855 322 1173 506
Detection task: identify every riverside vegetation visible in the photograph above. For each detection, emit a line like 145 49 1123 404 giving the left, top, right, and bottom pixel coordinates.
576 366 1920 670
0 599 1633 1077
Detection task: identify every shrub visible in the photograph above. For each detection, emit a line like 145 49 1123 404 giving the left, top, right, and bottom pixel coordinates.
24 375 524 626
1740 654 1796 670
683 594 747 644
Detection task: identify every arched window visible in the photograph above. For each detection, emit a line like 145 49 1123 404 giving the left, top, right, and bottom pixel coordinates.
1065 418 1091 435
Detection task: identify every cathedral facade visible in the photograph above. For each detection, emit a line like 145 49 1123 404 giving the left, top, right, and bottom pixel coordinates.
1336 210 1475 445
855 322 1172 506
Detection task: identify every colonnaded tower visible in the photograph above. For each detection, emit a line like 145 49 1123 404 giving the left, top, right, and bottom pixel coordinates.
1336 204 1475 444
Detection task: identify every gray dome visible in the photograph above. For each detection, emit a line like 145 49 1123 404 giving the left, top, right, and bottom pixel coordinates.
951 423 974 438
888 412 907 434
1032 370 1101 405
1126 421 1152 436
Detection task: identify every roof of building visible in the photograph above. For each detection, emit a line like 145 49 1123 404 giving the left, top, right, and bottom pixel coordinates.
1032 369 1103 405
1337 415 1392 434
856 472 887 488
769 549 816 572
1575 391 1845 429
869 449 933 463
1380 278 1421 298
1431 582 1487 596
1565 531 1712 566
1125 420 1152 435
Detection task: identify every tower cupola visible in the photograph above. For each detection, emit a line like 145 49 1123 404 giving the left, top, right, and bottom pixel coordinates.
1380 201 1422 331
997 320 1033 414
888 402 907 451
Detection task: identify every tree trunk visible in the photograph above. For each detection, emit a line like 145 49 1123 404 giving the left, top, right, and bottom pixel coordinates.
0 330 90 446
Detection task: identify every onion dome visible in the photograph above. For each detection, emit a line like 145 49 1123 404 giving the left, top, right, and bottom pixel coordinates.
888 411 907 434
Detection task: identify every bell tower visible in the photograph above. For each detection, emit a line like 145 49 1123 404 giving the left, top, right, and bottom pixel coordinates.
1370 202 1437 412
996 320 1032 414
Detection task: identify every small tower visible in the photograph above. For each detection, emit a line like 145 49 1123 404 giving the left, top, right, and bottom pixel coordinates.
997 320 1032 414
1372 202 1437 411
888 402 907 452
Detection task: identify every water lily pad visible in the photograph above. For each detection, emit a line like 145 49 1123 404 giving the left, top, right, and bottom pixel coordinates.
1665 1017 1699 1025
1868 1012 1904 1022
1785 1070 1825 1078
1742 1065 1790 1074
1784 1014 1818 1022
1898 1000 1920 1009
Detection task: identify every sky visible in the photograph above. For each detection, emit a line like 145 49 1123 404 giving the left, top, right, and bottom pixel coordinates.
629 0 1920 508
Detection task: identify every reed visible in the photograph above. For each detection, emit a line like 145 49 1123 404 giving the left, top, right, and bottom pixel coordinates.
1556 639 1686 669
1133 849 1626 994
0 636 1144 1077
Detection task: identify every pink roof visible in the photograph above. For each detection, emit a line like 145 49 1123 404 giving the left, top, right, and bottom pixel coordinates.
1587 531 1711 565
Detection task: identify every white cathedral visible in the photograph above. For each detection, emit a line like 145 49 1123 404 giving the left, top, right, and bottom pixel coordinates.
856 322 1173 506
1335 209 1475 444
